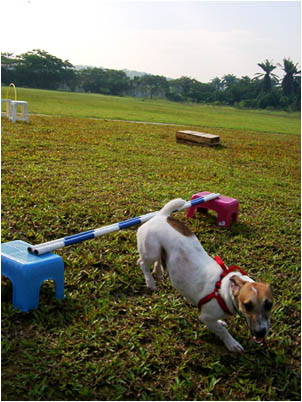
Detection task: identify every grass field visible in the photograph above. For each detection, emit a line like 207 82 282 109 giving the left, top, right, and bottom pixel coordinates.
1 91 301 400
1 86 301 135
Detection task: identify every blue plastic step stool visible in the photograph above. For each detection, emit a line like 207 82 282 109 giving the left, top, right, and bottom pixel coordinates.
1 240 64 312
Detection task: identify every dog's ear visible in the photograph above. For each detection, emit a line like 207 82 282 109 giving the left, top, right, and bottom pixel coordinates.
230 275 246 296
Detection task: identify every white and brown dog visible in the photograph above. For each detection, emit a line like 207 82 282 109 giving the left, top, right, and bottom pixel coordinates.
137 199 273 353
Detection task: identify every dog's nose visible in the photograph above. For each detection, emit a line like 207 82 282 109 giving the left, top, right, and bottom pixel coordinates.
254 328 267 338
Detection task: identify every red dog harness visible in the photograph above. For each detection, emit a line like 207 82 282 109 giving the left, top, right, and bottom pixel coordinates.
197 256 247 315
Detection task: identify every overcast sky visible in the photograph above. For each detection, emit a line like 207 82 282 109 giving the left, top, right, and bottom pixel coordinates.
1 0 301 82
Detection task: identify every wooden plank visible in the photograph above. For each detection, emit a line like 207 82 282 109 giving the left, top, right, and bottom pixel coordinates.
176 138 212 147
176 130 220 146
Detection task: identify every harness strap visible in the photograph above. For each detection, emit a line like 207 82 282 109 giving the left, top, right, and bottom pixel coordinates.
214 255 228 272
198 290 233 315
197 256 247 315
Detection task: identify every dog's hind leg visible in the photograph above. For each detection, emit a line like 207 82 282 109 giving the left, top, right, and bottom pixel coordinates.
153 246 167 280
153 261 164 280
138 258 157 291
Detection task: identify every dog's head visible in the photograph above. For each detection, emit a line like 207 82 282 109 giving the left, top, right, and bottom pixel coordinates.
230 275 273 344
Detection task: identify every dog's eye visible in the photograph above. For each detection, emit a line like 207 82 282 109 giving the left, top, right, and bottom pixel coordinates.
264 300 272 311
244 301 254 312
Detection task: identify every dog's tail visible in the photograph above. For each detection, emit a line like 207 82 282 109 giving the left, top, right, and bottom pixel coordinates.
158 198 186 216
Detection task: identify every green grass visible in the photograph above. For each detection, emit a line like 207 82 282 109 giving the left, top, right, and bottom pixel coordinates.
1 86 300 135
1 107 301 400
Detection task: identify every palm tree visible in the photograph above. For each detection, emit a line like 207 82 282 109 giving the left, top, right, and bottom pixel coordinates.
222 74 238 89
210 77 224 91
255 59 278 93
278 58 301 98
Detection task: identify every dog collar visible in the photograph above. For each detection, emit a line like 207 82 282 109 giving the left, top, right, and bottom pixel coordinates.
197 256 247 315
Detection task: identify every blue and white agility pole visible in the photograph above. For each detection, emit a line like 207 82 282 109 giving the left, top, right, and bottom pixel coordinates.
28 193 220 256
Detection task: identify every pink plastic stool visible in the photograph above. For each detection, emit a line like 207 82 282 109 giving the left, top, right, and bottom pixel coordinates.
186 191 239 228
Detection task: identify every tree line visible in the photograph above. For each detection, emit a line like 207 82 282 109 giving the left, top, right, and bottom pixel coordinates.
1 49 300 111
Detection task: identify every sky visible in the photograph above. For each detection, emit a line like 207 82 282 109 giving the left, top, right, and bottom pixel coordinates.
1 0 301 82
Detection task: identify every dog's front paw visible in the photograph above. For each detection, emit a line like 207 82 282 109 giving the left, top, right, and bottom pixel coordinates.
225 338 244 353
